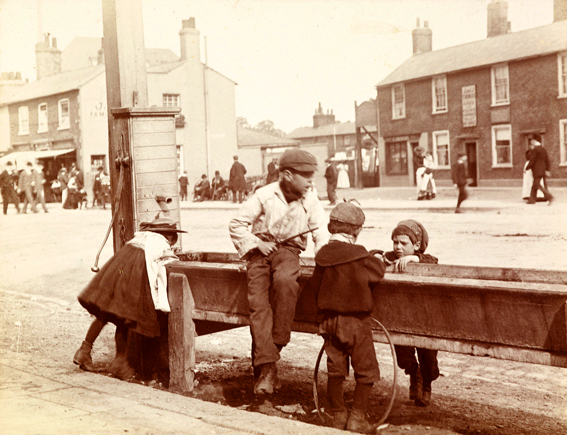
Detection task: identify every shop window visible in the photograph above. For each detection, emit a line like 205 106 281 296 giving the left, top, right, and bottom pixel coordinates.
38 103 48 133
91 155 106 173
560 119 567 165
559 53 567 98
491 125 512 167
491 64 509 106
432 130 450 168
386 141 408 175
432 75 447 113
392 84 405 119
58 99 70 129
18 106 29 135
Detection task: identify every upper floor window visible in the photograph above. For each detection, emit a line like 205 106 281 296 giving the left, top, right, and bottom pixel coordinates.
432 130 450 168
559 53 567 98
491 64 509 106
560 119 567 165
392 84 405 119
58 99 70 130
163 94 180 107
491 124 512 167
432 76 447 113
38 103 48 133
18 106 29 135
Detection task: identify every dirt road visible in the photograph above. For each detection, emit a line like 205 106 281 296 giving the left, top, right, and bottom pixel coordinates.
1 198 566 434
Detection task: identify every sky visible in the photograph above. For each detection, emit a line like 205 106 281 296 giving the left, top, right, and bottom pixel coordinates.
0 0 556 133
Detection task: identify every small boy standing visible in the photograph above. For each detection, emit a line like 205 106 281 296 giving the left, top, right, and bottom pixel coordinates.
382 219 439 406
307 202 385 433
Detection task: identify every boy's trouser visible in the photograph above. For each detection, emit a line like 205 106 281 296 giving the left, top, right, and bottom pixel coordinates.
2 189 20 214
395 345 439 384
246 246 301 367
321 315 380 384
21 187 37 212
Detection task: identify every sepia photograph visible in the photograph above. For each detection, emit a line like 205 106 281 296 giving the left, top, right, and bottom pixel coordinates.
0 0 566 434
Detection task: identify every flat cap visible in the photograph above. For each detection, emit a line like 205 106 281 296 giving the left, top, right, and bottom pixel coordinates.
330 201 365 226
279 148 318 172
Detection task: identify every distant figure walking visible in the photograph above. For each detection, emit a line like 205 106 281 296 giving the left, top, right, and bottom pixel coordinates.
0 161 20 214
522 141 545 201
266 158 279 184
526 139 553 205
18 162 37 214
92 166 103 207
229 155 247 203
451 153 468 213
33 164 49 213
337 162 350 189
58 167 70 206
179 171 189 201
324 158 337 205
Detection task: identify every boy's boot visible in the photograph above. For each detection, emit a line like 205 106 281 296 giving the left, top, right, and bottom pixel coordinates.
73 341 94 372
346 383 374 434
254 362 279 394
108 327 135 381
327 377 348 429
416 380 432 407
409 369 423 401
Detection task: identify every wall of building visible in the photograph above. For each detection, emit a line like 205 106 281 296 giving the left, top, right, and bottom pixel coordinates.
8 90 80 151
79 72 109 199
377 52 567 187
0 107 10 153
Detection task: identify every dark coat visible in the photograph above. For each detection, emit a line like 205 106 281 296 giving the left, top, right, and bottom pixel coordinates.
308 241 385 315
229 161 247 191
324 163 337 186
266 161 279 184
525 146 550 177
452 161 467 186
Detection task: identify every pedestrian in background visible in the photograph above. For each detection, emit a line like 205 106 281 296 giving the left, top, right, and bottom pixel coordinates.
193 174 211 201
100 171 111 210
324 158 337 205
526 139 553 205
266 157 279 184
229 148 328 395
229 155 247 203
306 201 385 431
337 162 350 189
452 153 468 213
18 162 37 214
58 166 70 206
211 170 227 200
0 161 20 214
179 171 189 201
92 166 103 207
33 163 49 213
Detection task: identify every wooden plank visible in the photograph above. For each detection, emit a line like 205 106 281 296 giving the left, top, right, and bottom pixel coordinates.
134 145 176 160
135 158 177 174
132 119 174 134
168 273 196 393
136 171 178 187
137 184 178 199
132 131 176 147
137 197 180 214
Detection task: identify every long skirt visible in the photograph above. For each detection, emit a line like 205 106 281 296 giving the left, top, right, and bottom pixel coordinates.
78 243 161 337
522 162 545 201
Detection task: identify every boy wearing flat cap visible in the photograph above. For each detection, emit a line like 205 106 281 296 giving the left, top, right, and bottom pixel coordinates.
382 219 439 407
229 148 328 395
306 201 385 432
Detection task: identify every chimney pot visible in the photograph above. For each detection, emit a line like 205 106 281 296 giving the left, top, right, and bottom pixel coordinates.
416 18 420 27
424 20 429 28
52 37 57 48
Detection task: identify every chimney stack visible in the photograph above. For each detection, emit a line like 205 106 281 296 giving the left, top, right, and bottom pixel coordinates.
487 0 510 37
179 17 201 62
555 0 567 21
35 33 62 80
313 103 336 128
412 18 432 55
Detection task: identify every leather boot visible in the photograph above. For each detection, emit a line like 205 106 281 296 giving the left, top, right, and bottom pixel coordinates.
409 370 423 401
254 362 279 394
108 354 136 381
416 380 432 407
328 377 347 429
73 341 94 372
346 409 375 434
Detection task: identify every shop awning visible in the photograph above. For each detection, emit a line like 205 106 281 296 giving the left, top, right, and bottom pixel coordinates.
0 149 75 169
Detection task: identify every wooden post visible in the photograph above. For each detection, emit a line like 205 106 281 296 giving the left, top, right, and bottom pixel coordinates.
168 273 196 393
102 0 149 251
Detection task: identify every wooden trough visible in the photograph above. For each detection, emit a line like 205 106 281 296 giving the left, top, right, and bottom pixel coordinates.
166 252 567 393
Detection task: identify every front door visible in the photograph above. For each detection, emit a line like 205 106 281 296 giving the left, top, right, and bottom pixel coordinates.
465 142 477 187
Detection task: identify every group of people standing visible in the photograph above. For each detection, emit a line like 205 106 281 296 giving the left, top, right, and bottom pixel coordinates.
0 160 49 214
52 164 88 210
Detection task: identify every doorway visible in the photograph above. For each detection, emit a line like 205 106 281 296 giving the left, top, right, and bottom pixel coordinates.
465 142 477 187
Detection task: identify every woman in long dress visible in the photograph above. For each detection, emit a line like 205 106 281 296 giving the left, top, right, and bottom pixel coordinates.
337 162 350 189
423 152 437 200
522 143 545 201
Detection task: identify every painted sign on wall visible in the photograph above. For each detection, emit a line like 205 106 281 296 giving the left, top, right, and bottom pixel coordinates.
462 85 477 128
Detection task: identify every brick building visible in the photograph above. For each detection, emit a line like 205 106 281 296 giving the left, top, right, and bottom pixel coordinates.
375 0 567 188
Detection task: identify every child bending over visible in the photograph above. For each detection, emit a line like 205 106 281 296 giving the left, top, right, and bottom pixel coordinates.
307 202 385 433
383 219 439 407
